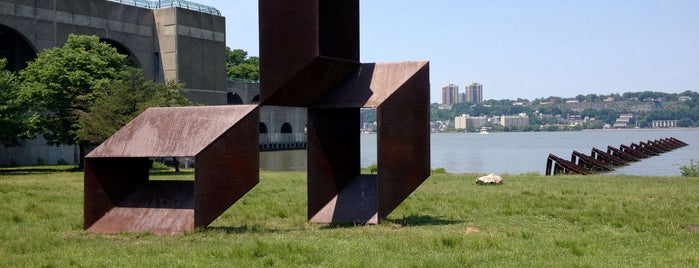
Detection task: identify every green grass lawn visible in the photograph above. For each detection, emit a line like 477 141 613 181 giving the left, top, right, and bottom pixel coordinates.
1 166 698 267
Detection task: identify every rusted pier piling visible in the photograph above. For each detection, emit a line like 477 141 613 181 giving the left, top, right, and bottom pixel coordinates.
545 137 687 176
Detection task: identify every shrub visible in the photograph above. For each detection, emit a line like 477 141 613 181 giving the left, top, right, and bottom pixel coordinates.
679 159 699 177
368 163 378 174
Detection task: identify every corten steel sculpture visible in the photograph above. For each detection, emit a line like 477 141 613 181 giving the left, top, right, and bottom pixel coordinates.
259 0 431 224
84 106 259 234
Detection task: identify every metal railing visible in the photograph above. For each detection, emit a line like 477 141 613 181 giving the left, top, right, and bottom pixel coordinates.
109 0 221 16
259 133 307 151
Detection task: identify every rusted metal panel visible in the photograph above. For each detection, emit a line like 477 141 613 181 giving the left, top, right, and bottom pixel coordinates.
312 62 430 108
88 105 258 157
85 105 259 234
376 62 431 218
87 181 195 235
307 108 361 222
84 157 150 230
306 62 430 224
194 108 259 227
259 0 360 106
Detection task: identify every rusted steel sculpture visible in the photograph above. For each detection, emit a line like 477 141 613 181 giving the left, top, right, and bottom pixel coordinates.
546 137 687 176
259 0 430 224
84 106 259 234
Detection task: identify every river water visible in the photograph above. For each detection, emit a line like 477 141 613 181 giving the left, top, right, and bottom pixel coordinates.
261 129 699 176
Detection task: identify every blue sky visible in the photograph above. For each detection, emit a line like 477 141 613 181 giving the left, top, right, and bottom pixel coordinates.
196 0 698 103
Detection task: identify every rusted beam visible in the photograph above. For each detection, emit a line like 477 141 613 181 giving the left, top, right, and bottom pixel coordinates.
547 154 588 175
631 142 658 156
572 150 614 171
638 141 663 154
669 137 688 147
591 147 627 166
648 140 673 152
620 144 648 158
607 145 640 162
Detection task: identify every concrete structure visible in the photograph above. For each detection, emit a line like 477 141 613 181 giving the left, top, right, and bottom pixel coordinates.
500 113 529 128
465 82 483 103
441 83 459 105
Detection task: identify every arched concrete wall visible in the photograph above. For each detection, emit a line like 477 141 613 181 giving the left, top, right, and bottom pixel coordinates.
0 0 226 95
0 0 159 81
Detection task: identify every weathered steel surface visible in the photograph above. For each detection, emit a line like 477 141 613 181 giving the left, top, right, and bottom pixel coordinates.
620 144 648 158
607 145 640 161
591 147 627 166
85 105 259 234
307 62 431 223
87 181 195 234
572 150 613 171
260 0 431 224
258 0 360 106
88 106 258 157
307 108 362 223
546 154 588 175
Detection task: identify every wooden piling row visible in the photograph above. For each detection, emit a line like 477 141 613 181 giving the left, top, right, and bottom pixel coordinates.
545 137 687 176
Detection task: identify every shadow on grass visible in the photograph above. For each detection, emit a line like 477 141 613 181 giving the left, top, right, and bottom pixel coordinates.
201 225 281 234
0 165 80 175
319 214 465 229
386 214 465 227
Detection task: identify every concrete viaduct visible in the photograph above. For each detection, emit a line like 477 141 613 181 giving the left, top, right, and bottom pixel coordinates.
0 0 307 165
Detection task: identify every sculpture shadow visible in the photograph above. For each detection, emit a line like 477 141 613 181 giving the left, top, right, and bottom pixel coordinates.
385 214 465 227
319 214 464 229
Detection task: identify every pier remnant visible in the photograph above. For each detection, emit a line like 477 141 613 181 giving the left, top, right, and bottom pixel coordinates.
545 137 687 176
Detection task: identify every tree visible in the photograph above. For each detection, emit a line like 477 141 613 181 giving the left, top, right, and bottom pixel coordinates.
76 69 192 144
0 59 36 145
18 34 128 168
226 47 259 81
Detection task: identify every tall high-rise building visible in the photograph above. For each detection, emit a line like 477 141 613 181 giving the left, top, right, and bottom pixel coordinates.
465 82 483 103
441 83 459 105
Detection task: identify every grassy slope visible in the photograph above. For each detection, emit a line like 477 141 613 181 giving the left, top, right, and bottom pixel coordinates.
1 167 698 267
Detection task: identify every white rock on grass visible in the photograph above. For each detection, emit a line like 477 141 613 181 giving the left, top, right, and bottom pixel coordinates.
476 173 503 185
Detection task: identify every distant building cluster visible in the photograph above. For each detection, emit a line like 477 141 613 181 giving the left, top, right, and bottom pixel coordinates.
453 113 529 130
441 82 483 105
500 113 529 128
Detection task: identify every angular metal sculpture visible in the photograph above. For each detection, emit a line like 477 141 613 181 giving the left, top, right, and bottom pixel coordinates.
84 106 259 234
259 0 431 224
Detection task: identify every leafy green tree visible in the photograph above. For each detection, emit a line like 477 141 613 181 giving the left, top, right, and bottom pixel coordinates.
18 34 128 167
0 59 36 145
76 69 192 144
226 48 259 81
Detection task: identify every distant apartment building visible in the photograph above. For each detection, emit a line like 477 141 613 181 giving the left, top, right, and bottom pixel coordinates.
441 83 459 105
651 120 678 128
500 113 529 128
454 114 488 129
465 82 483 103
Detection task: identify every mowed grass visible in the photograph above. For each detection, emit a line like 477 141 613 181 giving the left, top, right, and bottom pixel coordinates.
1 166 698 267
